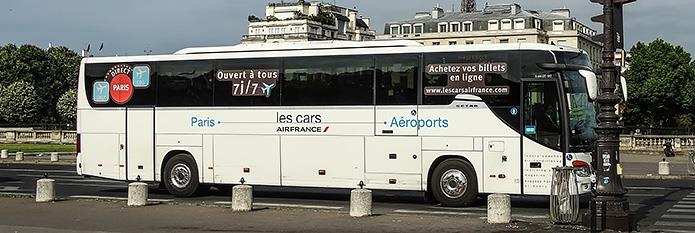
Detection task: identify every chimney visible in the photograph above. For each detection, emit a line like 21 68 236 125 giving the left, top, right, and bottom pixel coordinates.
511 4 521 15
431 6 444 19
550 9 571 18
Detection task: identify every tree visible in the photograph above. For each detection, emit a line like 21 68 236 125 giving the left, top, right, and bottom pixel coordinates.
56 89 77 124
0 44 80 124
623 38 695 129
0 81 41 124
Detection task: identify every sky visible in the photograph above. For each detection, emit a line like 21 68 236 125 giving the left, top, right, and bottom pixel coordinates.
0 0 692 56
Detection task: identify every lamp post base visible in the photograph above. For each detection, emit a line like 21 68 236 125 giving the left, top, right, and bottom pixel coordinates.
583 196 633 232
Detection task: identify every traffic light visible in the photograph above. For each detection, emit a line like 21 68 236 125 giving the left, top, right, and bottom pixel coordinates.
590 0 637 49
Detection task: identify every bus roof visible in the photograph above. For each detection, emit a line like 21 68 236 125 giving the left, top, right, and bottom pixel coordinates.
82 41 582 64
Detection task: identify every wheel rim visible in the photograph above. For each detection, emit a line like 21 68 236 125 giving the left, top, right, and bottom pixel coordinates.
170 163 191 189
440 169 468 199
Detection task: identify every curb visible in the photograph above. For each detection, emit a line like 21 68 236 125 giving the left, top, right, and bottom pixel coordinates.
622 175 695 180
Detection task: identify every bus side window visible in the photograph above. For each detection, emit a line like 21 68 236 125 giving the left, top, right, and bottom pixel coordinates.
157 61 214 107
375 55 419 105
282 56 373 106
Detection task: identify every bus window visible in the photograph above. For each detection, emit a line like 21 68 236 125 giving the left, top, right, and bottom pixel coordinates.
282 56 373 106
157 61 214 107
523 81 561 150
375 55 419 105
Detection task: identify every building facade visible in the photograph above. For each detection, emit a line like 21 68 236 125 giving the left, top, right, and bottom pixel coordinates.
243 1 376 44
378 4 602 69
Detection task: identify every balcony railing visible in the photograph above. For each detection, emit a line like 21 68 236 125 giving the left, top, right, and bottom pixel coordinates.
242 32 336 42
620 135 695 151
1 129 77 144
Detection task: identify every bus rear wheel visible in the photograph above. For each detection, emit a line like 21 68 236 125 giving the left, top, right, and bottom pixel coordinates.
431 159 478 207
163 154 200 197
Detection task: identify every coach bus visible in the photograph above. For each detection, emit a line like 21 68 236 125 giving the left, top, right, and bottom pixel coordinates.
76 41 598 206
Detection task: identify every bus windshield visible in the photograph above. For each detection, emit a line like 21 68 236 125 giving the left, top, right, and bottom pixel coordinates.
559 52 598 152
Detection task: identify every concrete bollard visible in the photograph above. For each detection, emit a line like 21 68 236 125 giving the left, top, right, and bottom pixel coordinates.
350 188 372 217
659 160 671 176
15 151 23 161
35 179 56 202
232 185 253 212
50 152 59 162
127 182 148 207
1 149 7 159
487 193 512 224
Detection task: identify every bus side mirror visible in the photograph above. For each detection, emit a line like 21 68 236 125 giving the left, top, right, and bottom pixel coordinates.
578 70 598 101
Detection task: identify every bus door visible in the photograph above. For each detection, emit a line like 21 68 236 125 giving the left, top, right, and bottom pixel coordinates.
521 80 565 195
126 106 155 181
365 55 422 189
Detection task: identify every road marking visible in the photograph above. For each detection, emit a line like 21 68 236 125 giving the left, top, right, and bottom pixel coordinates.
625 193 664 197
683 198 695 201
69 195 171 202
429 206 487 211
673 205 695 209
655 221 695 227
213 201 343 210
649 228 695 233
0 192 33 197
0 186 19 191
393 209 481 216
58 183 126 189
393 209 546 219
626 186 677 190
0 168 75 174
679 201 695 205
662 214 695 220
17 174 85 179
668 209 695 213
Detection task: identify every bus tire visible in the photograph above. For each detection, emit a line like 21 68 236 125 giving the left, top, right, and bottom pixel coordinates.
163 154 200 197
431 159 478 207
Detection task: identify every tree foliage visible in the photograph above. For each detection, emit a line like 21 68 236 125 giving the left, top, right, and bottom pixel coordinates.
56 89 77 124
0 44 80 125
0 81 41 124
623 38 695 130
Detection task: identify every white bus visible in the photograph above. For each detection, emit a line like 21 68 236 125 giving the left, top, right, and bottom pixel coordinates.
77 41 598 206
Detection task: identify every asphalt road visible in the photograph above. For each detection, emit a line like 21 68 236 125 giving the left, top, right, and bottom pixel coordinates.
0 163 694 232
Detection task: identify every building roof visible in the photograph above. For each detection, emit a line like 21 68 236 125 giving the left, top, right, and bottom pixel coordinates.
386 4 571 25
356 19 369 28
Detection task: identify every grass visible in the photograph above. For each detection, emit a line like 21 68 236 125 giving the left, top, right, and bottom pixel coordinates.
0 144 76 153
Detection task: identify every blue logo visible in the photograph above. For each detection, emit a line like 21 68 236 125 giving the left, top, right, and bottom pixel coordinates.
566 154 574 161
602 177 610 185
260 83 276 97
524 125 537 135
132 65 150 88
510 107 519 116
93 81 109 103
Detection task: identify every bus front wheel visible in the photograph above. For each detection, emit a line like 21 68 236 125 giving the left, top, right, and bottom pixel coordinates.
163 154 200 197
431 159 478 207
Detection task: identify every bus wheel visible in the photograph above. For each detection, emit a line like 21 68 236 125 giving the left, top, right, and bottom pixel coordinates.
431 159 478 207
163 154 200 197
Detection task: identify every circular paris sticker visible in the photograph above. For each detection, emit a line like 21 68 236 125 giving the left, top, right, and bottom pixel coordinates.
110 73 133 104
104 64 134 104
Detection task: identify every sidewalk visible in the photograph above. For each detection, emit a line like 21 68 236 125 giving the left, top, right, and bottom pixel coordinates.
0 197 583 233
620 152 695 180
0 153 75 166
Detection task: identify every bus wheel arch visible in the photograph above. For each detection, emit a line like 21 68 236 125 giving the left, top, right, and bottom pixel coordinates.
427 155 479 207
161 150 203 197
